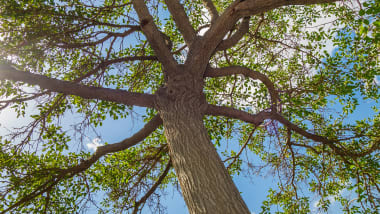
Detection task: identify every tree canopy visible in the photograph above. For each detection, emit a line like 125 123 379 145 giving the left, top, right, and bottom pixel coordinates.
0 0 379 213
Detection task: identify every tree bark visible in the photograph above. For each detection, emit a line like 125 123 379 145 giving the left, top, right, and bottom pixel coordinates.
156 71 250 214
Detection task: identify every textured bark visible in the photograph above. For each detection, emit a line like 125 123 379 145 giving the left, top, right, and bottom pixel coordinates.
155 70 250 214
0 64 155 108
161 111 250 213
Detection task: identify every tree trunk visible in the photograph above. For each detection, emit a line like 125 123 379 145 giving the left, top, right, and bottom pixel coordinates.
156 72 250 214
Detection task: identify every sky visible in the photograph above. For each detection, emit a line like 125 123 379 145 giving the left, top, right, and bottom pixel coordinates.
0 1 379 213
0 94 377 213
89 96 378 214
0 101 280 213
82 108 275 214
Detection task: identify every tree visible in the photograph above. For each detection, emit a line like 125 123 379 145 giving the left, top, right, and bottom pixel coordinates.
0 0 378 213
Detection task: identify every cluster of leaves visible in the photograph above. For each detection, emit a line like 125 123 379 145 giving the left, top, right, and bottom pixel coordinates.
203 1 379 213
0 0 378 213
0 138 91 213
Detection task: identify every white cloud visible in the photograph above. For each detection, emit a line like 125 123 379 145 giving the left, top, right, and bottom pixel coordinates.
86 138 103 152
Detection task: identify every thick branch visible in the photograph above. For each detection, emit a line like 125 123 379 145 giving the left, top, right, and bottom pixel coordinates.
185 1 241 69
164 0 196 45
132 0 177 71
1 115 163 214
205 103 377 158
187 0 337 70
202 0 219 23
205 66 279 109
74 115 163 174
234 0 338 17
216 17 250 51
0 64 155 108
205 104 271 126
96 115 163 155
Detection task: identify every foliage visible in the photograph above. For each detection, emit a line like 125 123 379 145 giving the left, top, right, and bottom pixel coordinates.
0 0 378 213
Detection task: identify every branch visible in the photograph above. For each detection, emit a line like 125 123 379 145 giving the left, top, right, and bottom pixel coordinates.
225 127 256 170
164 0 196 45
188 0 337 68
185 1 241 68
202 0 219 23
132 0 177 71
1 115 163 214
0 92 48 110
205 103 378 159
253 34 323 65
74 55 158 82
205 66 279 109
132 159 172 214
270 112 379 158
234 0 338 17
286 128 298 198
290 142 321 155
0 64 155 108
205 104 271 126
55 28 140 48
95 115 163 155
216 17 250 51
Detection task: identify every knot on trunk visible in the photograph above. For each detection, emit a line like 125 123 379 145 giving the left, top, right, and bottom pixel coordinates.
155 72 207 117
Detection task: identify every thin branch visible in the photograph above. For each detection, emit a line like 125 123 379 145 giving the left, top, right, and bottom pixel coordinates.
42 188 51 214
164 0 196 45
252 14 265 36
0 92 48 104
0 92 49 110
0 64 155 108
126 146 166 202
286 128 298 199
172 44 188 55
95 115 163 154
74 55 158 82
290 142 321 155
0 177 62 214
205 66 279 110
78 1 132 9
132 160 172 214
55 28 140 48
226 127 256 170
253 34 323 65
1 115 163 214
270 112 379 158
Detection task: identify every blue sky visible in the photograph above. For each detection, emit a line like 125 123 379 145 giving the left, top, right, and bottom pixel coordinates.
94 97 377 214
1 1 378 213
0 92 377 213
88 109 274 214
